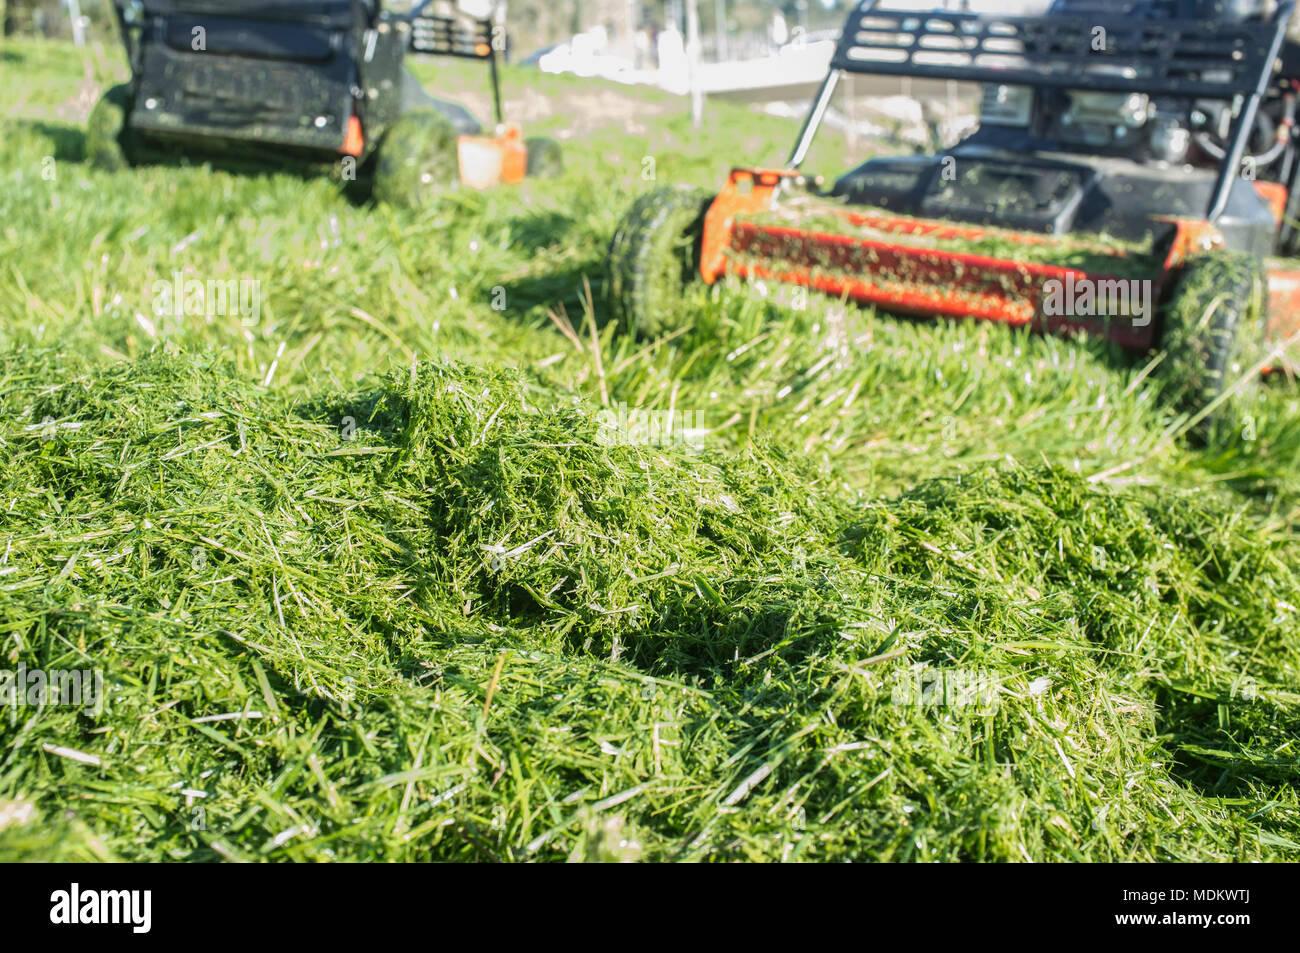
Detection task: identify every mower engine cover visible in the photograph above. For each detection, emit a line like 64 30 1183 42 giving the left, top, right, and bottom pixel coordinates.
833 147 1280 254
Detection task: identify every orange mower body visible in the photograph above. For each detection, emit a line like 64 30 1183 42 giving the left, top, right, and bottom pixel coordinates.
696 168 1300 359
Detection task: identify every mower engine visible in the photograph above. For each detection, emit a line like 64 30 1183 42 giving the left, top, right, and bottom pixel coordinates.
994 0 1286 167
832 0 1300 256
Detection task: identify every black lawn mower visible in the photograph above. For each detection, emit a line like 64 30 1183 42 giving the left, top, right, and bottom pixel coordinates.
86 1 562 205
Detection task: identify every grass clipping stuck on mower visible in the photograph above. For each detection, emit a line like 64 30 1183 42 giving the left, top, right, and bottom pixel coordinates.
733 199 1163 277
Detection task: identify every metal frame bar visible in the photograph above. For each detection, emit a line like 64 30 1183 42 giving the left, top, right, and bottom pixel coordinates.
407 13 496 60
828 1 1288 99
405 12 504 125
1207 10 1294 221
488 38 503 126
786 69 841 170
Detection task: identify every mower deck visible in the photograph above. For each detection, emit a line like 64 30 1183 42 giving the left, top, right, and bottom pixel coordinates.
698 168 1300 355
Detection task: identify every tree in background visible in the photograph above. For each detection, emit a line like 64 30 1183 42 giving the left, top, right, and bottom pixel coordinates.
3 0 114 37
505 0 854 58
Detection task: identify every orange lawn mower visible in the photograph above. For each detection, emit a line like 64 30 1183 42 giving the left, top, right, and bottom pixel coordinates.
87 1 562 206
606 0 1300 435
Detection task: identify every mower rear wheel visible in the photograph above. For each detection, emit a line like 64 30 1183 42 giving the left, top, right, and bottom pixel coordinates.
371 109 460 209
85 84 139 171
606 187 712 338
524 136 563 178
1158 251 1267 442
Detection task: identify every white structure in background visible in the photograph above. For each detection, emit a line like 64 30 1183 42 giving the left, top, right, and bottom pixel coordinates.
771 12 789 47
692 33 834 95
537 25 640 81
534 1 1055 96
877 0 1052 11
656 23 690 93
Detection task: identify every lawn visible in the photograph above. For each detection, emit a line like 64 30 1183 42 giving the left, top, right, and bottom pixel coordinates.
0 36 1298 862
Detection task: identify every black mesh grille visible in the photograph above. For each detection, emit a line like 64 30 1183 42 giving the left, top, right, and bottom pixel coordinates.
409 15 495 59
829 1 1288 98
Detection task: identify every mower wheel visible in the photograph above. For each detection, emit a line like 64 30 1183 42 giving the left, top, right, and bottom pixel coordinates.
85 84 139 171
1158 251 1267 442
524 136 563 178
372 109 460 209
606 187 712 338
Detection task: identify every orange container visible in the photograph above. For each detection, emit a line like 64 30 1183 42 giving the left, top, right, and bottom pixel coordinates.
457 124 526 189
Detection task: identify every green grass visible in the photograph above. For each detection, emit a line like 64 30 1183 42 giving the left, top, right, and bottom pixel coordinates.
0 37 1298 862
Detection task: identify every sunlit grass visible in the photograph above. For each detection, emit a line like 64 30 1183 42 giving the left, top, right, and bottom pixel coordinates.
0 37 1297 862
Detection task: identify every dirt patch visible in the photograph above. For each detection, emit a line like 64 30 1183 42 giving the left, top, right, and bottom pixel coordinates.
443 82 672 138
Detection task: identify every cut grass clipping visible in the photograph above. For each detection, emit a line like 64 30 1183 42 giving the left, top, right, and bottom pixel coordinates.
739 199 1163 277
2 350 1298 861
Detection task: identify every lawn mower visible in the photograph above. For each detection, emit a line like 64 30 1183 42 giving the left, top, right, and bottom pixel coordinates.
86 1 562 204
607 0 1300 434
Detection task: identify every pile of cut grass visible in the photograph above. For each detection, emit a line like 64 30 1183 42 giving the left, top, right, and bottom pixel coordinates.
1 349 1297 861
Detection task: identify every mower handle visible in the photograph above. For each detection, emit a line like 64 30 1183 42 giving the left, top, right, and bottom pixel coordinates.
401 3 504 127
1207 0 1296 222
